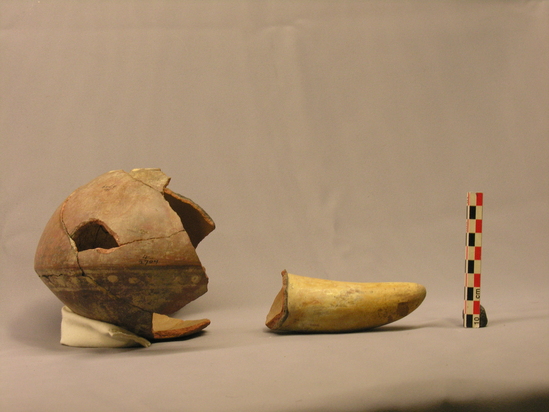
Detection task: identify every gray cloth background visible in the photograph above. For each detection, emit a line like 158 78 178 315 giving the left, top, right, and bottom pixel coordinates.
1 1 548 411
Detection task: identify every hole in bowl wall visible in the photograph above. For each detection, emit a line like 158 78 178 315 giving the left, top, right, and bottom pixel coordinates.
71 221 119 251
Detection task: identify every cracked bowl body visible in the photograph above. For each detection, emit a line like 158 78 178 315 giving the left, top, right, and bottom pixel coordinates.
34 168 215 339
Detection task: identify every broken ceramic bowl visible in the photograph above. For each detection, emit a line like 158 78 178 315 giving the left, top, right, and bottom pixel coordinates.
34 168 215 340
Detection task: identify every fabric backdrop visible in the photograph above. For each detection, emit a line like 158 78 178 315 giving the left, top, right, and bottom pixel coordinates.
1 1 548 411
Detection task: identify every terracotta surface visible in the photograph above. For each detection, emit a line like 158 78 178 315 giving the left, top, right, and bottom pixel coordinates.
266 271 426 332
34 168 215 340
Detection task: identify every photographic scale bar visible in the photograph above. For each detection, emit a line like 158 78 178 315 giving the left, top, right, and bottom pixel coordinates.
464 192 487 328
